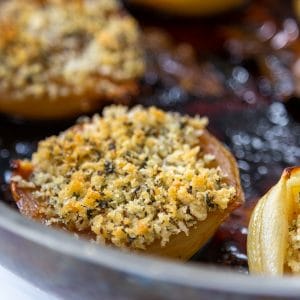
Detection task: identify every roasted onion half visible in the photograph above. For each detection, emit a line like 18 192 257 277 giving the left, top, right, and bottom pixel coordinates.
247 167 300 275
10 106 244 260
0 0 144 120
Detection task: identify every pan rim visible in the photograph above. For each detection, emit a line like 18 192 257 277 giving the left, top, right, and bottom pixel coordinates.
0 202 300 297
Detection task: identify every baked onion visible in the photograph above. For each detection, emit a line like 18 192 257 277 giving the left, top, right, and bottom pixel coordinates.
247 167 300 275
0 0 144 120
11 105 244 260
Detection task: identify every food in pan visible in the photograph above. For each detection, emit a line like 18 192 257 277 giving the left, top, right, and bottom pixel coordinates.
248 167 300 275
10 105 243 260
0 0 144 120
128 0 246 16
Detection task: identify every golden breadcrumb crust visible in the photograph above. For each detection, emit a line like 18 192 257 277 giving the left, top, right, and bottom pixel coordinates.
11 106 238 250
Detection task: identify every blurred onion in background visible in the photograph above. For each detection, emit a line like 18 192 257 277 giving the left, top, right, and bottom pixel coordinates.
128 0 248 16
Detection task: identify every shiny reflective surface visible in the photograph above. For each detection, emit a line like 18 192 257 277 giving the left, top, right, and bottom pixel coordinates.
0 265 55 300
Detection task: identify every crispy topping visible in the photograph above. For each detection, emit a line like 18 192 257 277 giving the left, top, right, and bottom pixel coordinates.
14 106 236 249
0 0 144 100
287 214 300 273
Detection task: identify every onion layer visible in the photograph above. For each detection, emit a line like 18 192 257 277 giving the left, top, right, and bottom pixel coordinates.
247 167 300 275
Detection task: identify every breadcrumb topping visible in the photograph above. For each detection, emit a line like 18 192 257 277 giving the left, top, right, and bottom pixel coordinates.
287 214 300 273
14 106 236 249
0 0 144 100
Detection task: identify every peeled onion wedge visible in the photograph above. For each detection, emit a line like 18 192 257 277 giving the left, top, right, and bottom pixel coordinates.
247 167 300 275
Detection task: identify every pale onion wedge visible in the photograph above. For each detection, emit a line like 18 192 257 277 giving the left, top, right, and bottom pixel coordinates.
11 129 243 261
247 167 300 275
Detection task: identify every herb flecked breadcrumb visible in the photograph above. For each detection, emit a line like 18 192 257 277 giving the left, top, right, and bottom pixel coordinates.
12 106 236 249
287 215 300 273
